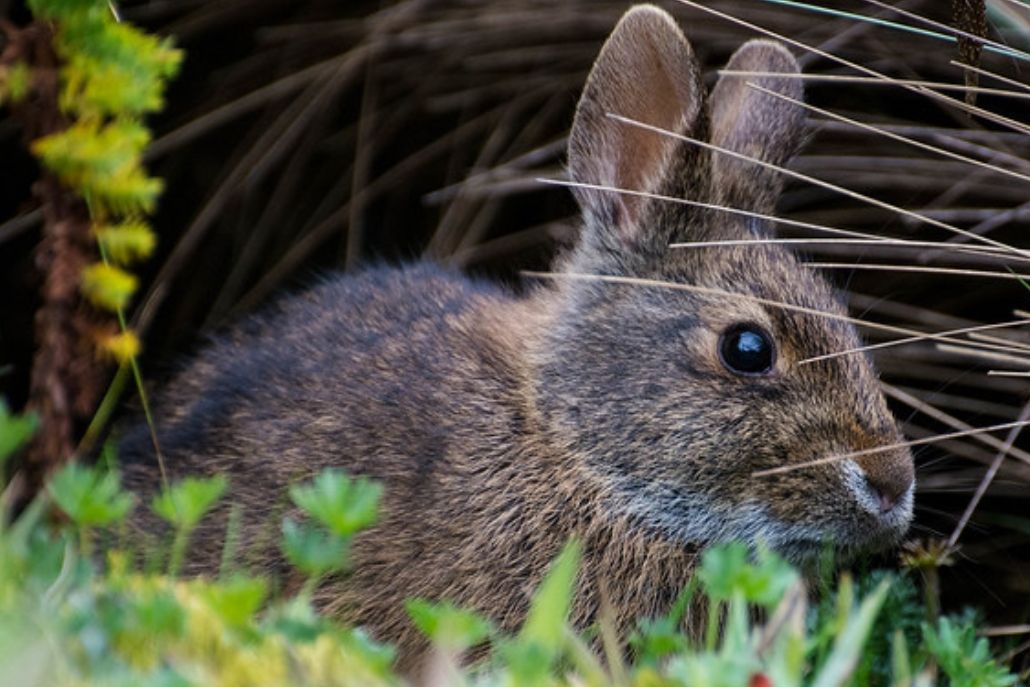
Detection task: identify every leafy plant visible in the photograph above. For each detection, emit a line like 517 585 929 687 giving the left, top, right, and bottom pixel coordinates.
3 0 182 477
0 401 38 464
923 615 1019 687
152 475 228 574
283 469 384 596
1 460 1024 686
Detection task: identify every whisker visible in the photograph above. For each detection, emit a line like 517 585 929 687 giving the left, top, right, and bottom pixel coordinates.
520 270 1026 360
982 625 1030 638
606 113 1030 260
798 318 1030 365
946 400 1030 549
538 177 898 242
717 70 1030 100
883 385 1030 470
752 419 1030 477
542 177 1030 271
754 0 1028 59
968 332 1030 352
889 384 1026 420
746 83 1030 185
988 370 1030 377
671 0 1030 136
671 237 1030 264
908 523 949 538
805 262 1030 281
856 0 1030 62
949 61 1030 95
935 343 1030 368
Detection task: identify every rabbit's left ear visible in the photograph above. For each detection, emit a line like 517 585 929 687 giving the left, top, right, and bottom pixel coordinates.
568 5 703 251
708 40 806 215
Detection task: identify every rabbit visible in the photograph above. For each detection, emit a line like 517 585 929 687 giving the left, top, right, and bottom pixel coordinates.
120 3 915 669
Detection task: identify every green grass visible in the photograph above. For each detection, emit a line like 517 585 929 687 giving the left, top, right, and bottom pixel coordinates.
0 412 1020 687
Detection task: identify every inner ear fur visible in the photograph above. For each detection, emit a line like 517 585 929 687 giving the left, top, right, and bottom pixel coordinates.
568 4 703 251
709 39 806 216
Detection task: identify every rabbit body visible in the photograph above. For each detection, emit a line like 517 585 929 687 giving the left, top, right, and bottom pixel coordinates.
122 4 914 667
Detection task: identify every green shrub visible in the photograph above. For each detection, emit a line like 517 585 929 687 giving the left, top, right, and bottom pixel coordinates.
0 432 1020 686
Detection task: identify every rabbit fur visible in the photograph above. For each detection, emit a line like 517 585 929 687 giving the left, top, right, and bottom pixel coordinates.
121 4 915 668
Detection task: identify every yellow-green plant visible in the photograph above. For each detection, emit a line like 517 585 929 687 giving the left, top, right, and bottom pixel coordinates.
28 0 181 359
1 0 181 477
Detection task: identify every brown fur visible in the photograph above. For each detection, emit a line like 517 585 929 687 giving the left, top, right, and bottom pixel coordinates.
121 5 914 670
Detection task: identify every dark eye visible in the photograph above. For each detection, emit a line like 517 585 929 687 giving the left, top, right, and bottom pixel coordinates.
719 323 776 375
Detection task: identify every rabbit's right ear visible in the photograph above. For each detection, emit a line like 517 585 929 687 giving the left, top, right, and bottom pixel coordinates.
568 5 703 254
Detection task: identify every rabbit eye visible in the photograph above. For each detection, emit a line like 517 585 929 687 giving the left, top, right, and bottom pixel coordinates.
719 324 775 375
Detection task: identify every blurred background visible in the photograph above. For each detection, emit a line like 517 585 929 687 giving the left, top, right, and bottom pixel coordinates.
2 0 1029 640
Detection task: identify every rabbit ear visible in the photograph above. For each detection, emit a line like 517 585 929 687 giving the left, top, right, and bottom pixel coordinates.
568 4 703 252
709 40 806 216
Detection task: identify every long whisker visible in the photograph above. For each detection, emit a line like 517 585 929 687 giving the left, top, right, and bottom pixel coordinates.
889 384 1027 419
988 370 1030 377
950 61 1030 94
805 262 1030 281
946 401 1030 549
606 113 1030 260
674 237 1030 265
519 270 1028 359
884 385 1030 470
755 0 1029 59
537 177 887 241
935 343 1030 367
968 332 1030 352
672 0 1030 136
752 420 1030 477
746 83 1030 184
856 0 1030 61
798 318 1030 365
545 179 1030 267
717 71 1030 100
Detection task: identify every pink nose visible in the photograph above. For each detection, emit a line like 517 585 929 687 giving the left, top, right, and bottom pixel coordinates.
861 454 913 513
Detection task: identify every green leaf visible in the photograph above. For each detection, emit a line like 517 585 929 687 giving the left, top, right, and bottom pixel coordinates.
199 576 267 629
892 629 912 685
31 119 162 216
80 262 138 312
0 63 31 105
405 598 493 651
0 401 38 463
667 651 756 687
281 518 349 578
923 616 1018 687
47 462 134 526
699 542 797 607
125 586 185 640
520 540 581 651
151 475 227 531
811 579 891 687
95 222 156 264
630 615 690 666
288 469 382 537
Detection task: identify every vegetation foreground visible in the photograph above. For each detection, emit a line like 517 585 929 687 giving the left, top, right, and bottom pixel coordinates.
0 1 1026 685
0 410 1021 687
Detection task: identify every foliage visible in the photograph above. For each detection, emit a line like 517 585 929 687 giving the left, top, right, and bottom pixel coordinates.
25 0 180 310
0 454 1021 687
15 0 182 397
923 615 1019 687
0 400 38 466
47 461 134 528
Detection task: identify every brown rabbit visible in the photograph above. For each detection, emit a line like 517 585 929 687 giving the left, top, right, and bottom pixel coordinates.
121 3 914 668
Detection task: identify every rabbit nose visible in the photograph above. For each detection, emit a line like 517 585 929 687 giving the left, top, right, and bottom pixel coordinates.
856 449 914 513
